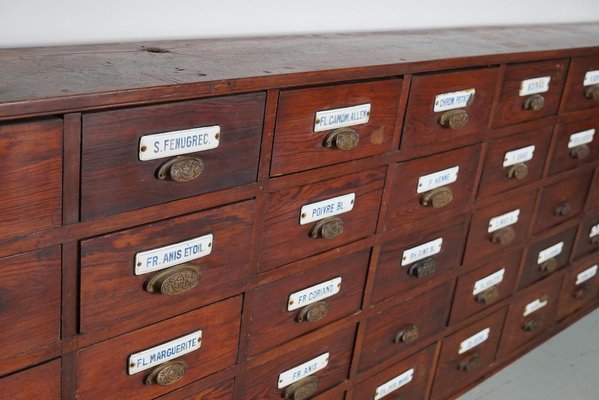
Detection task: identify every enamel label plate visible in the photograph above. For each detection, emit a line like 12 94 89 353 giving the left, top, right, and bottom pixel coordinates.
433 88 475 112
503 145 535 167
287 277 342 311
299 193 355 225
139 125 220 161
135 234 213 275
519 76 551 96
576 265 598 285
537 242 563 264
568 129 595 149
459 327 490 354
473 268 505 295
314 103 371 132
374 368 415 400
488 209 520 233
401 238 443 266
278 352 329 389
417 166 459 194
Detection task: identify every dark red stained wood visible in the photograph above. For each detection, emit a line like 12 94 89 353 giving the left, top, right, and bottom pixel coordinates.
573 211 599 260
557 260 599 320
179 379 234 400
548 115 599 176
271 79 402 176
80 93 265 220
561 55 599 112
587 167 599 211
0 359 61 400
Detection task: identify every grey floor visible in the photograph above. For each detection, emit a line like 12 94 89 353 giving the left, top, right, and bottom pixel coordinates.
458 308 599 400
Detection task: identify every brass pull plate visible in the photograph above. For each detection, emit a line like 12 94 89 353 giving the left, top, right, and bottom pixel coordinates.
505 162 529 180
421 186 453 208
585 84 599 100
145 359 188 386
458 351 481 372
324 127 360 150
523 316 541 332
475 285 500 305
522 94 545 111
145 264 201 295
539 258 558 273
491 226 516 245
296 301 329 323
283 375 319 400
554 202 573 217
157 156 205 182
309 217 344 239
394 324 419 344
408 257 436 278
439 109 469 129
570 144 590 160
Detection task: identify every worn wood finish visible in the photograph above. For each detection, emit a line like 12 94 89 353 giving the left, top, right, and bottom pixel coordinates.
549 114 599 176
573 211 599 260
561 55 599 112
557 259 599 320
0 359 61 400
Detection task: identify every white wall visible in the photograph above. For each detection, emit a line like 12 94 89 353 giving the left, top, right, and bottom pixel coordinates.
1 0 599 48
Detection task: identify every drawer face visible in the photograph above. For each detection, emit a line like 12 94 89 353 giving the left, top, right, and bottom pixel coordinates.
248 249 370 356
81 93 265 220
385 144 482 230
0 119 62 239
431 308 506 400
180 379 234 399
573 211 599 260
558 260 599 319
0 359 61 400
477 127 552 198
80 200 254 337
354 345 436 400
533 171 592 234
493 59 568 127
259 167 385 272
464 190 536 266
373 216 468 304
587 169 599 212
241 325 356 399
549 117 599 176
77 297 242 400
402 68 498 149
271 79 402 176
451 250 522 324
0 247 61 361
359 282 452 373
562 55 599 112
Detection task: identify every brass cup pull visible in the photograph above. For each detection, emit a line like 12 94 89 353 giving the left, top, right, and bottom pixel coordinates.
145 264 201 295
283 375 319 400
157 156 205 182
394 324 419 344
570 144 590 160
421 186 454 208
539 258 558 273
408 257 436 278
439 109 469 129
309 217 344 240
491 226 516 245
296 301 329 323
476 285 500 305
523 94 545 111
323 127 360 150
554 202 573 217
590 236 599 245
458 352 481 372
145 359 187 386
573 286 587 300
523 316 541 332
505 162 529 180
585 84 599 100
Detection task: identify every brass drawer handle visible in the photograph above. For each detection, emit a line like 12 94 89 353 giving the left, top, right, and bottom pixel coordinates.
157 156 205 182
421 186 453 208
145 359 187 386
573 286 587 299
570 144 590 160
439 109 469 129
309 217 344 240
145 264 201 295
539 258 558 273
296 301 329 323
523 94 545 111
505 162 529 180
475 285 500 305
458 352 481 372
585 85 599 100
491 226 516 245
283 375 319 400
590 236 599 245
408 257 436 278
323 127 360 150
523 316 541 332
554 202 573 217
394 324 419 344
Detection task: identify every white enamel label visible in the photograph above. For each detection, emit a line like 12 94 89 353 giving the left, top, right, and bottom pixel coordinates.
590 224 599 239
278 353 329 389
417 166 459 194
576 265 598 285
433 88 476 112
473 268 506 295
401 238 443 266
374 368 415 400
134 234 213 275
568 129 595 149
139 125 220 161
128 330 202 375
537 242 564 264
488 209 520 233
287 277 342 311
523 297 548 316
459 327 490 355
503 145 536 167
519 76 551 96
583 70 599 86
314 103 371 132
299 193 355 225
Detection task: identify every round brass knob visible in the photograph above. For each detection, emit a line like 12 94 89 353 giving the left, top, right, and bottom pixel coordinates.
157 156 205 182
309 217 344 240
145 264 201 295
283 376 319 400
523 316 541 332
570 144 590 160
590 235 599 245
296 301 329 323
540 258 558 273
394 324 419 344
323 128 360 150
439 109 469 129
145 360 187 386
458 352 481 372
573 286 587 300
505 162 529 180
554 202 573 217
523 94 545 111
585 85 599 100
491 226 516 245
408 257 436 278
421 186 454 208
475 285 500 305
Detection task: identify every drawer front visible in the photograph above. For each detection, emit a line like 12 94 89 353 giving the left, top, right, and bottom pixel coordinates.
464 190 536 265
0 247 61 361
492 59 568 127
549 116 599 176
354 345 436 400
402 68 498 149
0 359 61 400
248 249 369 356
573 211 599 260
81 93 265 220
0 119 62 239
373 215 468 304
80 200 254 337
477 127 552 198
359 282 452 373
557 260 599 319
431 308 506 400
451 250 522 324
271 79 402 176
77 297 242 400
385 144 482 230
241 325 356 399
259 167 385 272
179 379 234 400
587 168 599 212
562 55 599 112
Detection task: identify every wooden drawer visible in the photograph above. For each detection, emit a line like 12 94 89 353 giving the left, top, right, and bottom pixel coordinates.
557 260 599 320
359 281 451 373
548 116 599 176
77 296 242 400
271 79 402 176
587 167 599 212
499 273 562 358
431 308 506 400
464 190 536 266
0 119 62 240
477 127 552 199
402 68 498 149
562 55 599 112
373 215 468 304
574 211 599 260
492 59 568 127
81 93 265 220
385 144 481 230
241 325 356 399
451 250 522 324
175 380 234 400
248 249 369 356
312 385 346 400
354 345 436 400
0 359 61 400
80 200 254 338
0 247 61 361
259 167 385 272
